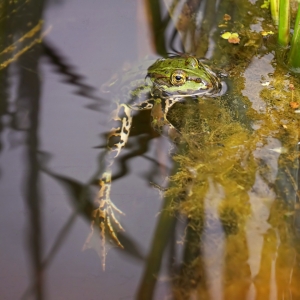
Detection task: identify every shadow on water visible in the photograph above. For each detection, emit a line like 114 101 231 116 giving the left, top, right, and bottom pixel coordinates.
1 1 163 299
0 0 118 298
1 0 300 299
0 1 46 299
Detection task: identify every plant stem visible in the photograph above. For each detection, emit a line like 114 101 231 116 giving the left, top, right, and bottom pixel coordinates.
278 0 290 47
270 0 279 25
288 3 300 68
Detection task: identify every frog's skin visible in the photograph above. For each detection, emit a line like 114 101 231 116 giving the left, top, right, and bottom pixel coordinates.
147 56 222 97
84 55 222 269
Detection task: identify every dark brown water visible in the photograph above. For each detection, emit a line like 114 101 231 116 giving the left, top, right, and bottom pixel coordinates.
1 0 300 299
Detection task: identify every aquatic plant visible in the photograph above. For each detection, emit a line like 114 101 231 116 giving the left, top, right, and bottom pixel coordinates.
270 0 280 25
269 0 300 69
287 2 300 69
278 0 290 47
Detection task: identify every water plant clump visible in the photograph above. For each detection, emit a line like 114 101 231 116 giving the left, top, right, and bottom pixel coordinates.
267 0 300 70
163 50 300 296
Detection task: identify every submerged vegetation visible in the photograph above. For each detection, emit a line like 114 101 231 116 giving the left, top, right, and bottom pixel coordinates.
139 0 300 298
160 63 300 297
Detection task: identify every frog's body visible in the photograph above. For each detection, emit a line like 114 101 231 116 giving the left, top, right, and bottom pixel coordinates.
84 55 223 268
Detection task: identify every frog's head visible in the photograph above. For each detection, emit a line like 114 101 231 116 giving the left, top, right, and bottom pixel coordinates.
146 56 222 98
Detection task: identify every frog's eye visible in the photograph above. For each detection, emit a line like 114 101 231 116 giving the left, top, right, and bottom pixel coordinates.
170 71 187 86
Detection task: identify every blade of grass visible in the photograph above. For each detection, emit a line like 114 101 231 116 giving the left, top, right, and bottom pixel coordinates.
287 2 300 68
270 0 279 25
278 0 290 47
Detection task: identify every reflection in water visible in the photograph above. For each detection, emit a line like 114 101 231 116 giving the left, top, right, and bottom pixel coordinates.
0 1 47 299
202 178 225 300
1 0 300 299
42 40 105 104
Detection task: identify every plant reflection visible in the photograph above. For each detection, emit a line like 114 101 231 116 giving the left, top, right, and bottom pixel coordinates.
0 1 47 299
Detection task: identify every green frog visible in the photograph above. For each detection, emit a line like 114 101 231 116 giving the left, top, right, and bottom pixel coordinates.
84 55 223 268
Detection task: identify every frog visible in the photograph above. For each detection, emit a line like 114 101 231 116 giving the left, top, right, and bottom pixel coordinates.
83 55 223 269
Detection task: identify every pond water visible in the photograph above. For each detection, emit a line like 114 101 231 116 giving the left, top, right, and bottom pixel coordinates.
1 0 300 299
